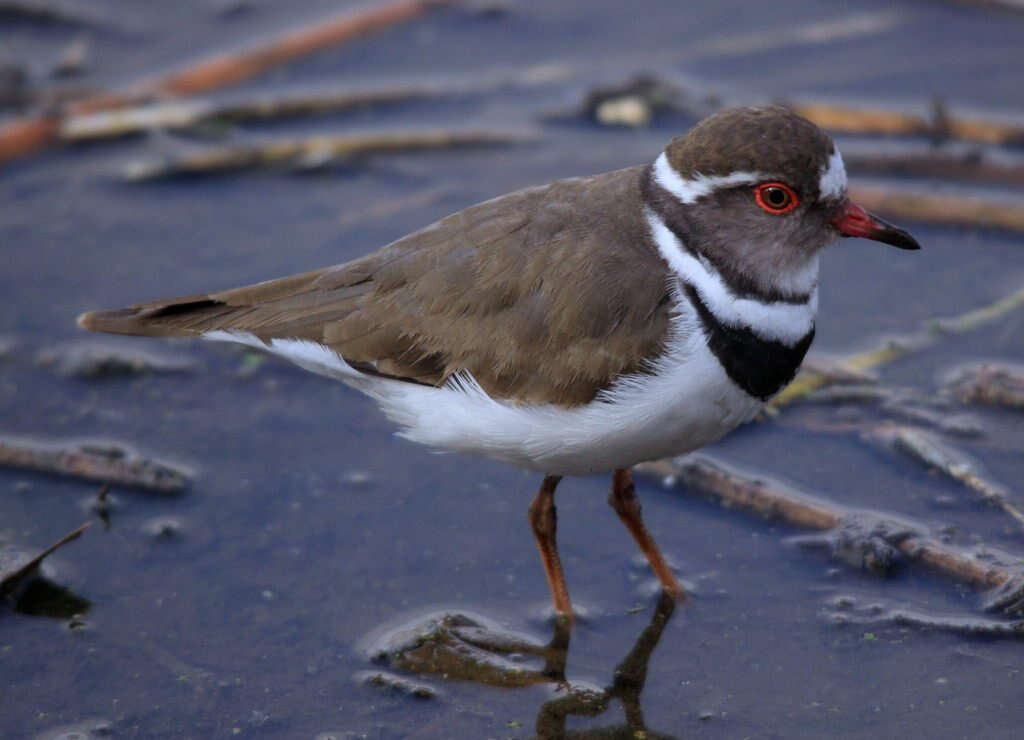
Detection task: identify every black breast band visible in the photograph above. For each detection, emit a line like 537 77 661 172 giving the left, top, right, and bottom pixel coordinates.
683 283 814 401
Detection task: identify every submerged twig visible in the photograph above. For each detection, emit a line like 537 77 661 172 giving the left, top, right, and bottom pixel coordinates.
0 436 190 492
946 363 1024 410
635 456 1024 609
801 383 984 437
61 85 453 142
37 340 196 377
773 284 1024 408
121 129 533 180
62 68 570 142
0 0 456 166
825 596 1024 638
873 425 1024 530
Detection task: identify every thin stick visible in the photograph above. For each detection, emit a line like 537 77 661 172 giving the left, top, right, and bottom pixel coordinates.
1 522 91 591
121 129 532 181
772 284 1024 408
60 86 450 142
635 457 1022 594
60 66 572 143
154 1 453 98
0 0 455 166
844 150 1024 187
790 101 1024 147
0 436 190 493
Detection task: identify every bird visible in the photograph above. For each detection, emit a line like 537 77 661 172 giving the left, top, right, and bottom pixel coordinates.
77 105 920 618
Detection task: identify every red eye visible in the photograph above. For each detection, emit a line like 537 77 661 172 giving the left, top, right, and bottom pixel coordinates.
754 182 799 214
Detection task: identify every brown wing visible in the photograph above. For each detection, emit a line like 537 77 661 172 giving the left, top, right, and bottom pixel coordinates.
78 166 675 406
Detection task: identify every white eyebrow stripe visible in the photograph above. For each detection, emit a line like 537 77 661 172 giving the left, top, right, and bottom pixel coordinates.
645 207 817 345
818 147 847 199
653 151 767 204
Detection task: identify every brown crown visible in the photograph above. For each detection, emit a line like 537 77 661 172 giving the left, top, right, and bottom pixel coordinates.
664 106 836 199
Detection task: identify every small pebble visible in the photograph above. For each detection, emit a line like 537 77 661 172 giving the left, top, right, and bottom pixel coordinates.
140 516 185 541
33 718 113 740
52 37 90 78
467 0 512 18
595 96 652 127
342 470 373 487
355 670 439 700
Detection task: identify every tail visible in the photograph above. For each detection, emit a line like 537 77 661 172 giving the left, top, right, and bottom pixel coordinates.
77 295 234 337
76 265 331 339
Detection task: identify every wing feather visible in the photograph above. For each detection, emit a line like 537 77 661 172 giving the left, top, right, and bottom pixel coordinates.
78 166 675 406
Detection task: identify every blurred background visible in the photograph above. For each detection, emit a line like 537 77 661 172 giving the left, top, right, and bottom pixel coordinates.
2 1 1023 738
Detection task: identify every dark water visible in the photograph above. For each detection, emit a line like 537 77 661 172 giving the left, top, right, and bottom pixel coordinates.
2 1 1024 738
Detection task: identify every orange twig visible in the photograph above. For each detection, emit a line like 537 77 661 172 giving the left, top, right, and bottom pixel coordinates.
152 0 451 98
0 0 454 167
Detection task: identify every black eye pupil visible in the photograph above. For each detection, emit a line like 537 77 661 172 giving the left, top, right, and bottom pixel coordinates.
766 187 787 206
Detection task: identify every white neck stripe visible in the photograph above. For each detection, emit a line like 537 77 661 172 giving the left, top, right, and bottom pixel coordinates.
818 147 847 200
645 208 817 345
653 151 765 204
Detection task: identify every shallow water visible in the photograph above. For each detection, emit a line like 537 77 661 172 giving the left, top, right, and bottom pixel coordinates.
2 1 1024 738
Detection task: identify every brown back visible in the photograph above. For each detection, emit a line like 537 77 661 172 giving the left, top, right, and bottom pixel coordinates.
79 166 675 407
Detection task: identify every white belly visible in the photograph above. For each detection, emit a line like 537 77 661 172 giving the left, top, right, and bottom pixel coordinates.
204 298 765 476
395 308 762 476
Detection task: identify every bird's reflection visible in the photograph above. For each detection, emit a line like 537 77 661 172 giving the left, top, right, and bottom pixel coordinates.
534 592 677 739
369 592 678 739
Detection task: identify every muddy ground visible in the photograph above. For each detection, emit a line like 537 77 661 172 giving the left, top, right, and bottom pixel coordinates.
2 1 1023 738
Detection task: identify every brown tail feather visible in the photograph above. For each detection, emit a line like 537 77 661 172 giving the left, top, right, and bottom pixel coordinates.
77 296 233 337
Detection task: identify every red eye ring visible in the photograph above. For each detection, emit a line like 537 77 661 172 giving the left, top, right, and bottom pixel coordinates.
754 182 799 215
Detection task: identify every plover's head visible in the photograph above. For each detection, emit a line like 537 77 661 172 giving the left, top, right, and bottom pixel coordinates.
646 106 919 298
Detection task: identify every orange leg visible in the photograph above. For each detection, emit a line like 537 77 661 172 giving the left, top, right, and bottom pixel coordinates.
528 475 573 617
609 468 684 599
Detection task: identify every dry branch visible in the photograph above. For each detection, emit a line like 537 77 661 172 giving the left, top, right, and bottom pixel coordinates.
60 86 446 142
0 0 455 166
844 150 1024 187
61 65 571 143
789 101 1024 147
848 184 1024 233
0 436 190 493
121 129 532 180
151 0 453 98
772 283 1024 408
635 457 1024 607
